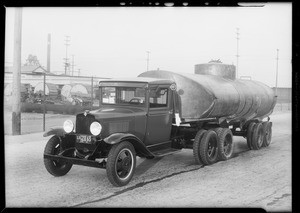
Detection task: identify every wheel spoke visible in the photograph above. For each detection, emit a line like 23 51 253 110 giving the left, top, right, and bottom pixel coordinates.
208 147 215 157
119 169 128 178
119 151 127 159
116 161 122 171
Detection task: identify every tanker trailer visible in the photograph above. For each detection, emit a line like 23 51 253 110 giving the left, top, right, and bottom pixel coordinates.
139 69 276 158
42 69 276 187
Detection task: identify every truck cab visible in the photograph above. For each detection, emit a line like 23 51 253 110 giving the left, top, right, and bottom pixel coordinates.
98 78 176 147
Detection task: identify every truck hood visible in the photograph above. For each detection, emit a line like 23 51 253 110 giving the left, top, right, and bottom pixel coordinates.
85 106 147 138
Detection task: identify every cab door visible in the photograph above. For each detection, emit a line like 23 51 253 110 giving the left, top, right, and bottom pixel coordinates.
145 85 173 145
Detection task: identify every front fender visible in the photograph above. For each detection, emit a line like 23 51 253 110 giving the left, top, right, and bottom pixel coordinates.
104 133 138 144
103 133 154 158
43 127 66 137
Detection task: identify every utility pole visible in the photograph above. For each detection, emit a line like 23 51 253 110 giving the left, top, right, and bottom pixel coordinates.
12 7 22 135
71 55 75 76
275 49 279 96
64 36 71 75
236 28 240 79
47 33 51 72
146 51 150 71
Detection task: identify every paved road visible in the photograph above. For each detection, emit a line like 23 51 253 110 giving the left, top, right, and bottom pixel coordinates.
5 112 291 210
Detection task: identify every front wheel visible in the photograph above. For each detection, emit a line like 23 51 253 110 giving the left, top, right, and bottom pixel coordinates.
44 136 73 176
106 141 136 187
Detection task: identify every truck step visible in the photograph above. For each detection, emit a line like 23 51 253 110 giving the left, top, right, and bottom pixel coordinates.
152 148 182 157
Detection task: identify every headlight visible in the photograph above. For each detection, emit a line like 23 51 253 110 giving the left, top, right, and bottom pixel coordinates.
63 120 74 133
90 122 102 136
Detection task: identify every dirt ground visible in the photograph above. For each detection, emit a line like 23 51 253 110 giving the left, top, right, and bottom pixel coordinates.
4 111 291 210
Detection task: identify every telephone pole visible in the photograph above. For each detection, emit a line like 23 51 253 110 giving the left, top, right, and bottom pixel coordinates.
64 36 71 75
275 49 279 96
12 7 22 135
236 28 240 79
71 55 75 76
47 33 51 72
146 51 150 71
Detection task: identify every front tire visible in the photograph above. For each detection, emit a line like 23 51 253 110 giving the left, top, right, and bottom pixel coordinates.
44 136 73 176
106 141 136 187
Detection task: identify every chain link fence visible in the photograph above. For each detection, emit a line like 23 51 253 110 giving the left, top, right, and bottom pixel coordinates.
4 74 107 135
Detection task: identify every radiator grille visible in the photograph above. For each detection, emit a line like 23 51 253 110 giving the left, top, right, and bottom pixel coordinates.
75 114 95 134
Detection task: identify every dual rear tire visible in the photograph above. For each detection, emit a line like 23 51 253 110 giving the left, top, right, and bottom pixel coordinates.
193 128 234 165
247 121 272 150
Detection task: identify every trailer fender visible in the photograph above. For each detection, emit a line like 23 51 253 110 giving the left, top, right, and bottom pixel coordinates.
43 127 66 137
104 133 154 158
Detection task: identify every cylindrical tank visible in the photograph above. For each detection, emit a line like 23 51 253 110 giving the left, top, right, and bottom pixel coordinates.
5 83 27 96
61 84 73 102
70 84 93 98
138 70 276 124
33 82 58 97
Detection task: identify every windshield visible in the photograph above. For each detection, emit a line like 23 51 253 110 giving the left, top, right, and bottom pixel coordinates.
101 87 146 106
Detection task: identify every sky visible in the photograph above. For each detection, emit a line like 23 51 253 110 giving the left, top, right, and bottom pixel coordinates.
5 3 292 87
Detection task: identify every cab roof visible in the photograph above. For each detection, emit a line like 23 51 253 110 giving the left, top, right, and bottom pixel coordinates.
99 77 174 85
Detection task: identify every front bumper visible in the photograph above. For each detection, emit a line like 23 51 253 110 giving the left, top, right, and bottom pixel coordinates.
44 148 106 169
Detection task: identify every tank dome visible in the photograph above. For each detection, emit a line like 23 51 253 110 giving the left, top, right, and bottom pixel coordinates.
194 61 236 80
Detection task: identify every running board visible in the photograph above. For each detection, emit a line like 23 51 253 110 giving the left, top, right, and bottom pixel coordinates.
151 148 182 157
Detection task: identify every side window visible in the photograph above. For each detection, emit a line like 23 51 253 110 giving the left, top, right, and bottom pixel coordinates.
149 88 168 108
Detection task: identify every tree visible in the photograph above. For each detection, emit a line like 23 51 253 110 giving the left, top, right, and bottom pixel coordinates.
24 54 40 66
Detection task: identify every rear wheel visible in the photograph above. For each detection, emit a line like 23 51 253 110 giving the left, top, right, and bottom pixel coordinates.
193 129 207 164
106 141 136 187
44 136 73 176
215 128 234 161
246 122 256 150
199 130 219 165
251 123 264 150
262 121 272 147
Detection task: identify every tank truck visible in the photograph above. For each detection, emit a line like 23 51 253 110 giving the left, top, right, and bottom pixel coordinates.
43 63 276 186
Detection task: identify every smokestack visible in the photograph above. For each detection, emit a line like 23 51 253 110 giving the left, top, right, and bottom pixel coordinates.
47 33 51 72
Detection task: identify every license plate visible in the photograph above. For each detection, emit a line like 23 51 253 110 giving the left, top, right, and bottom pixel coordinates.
76 135 92 144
